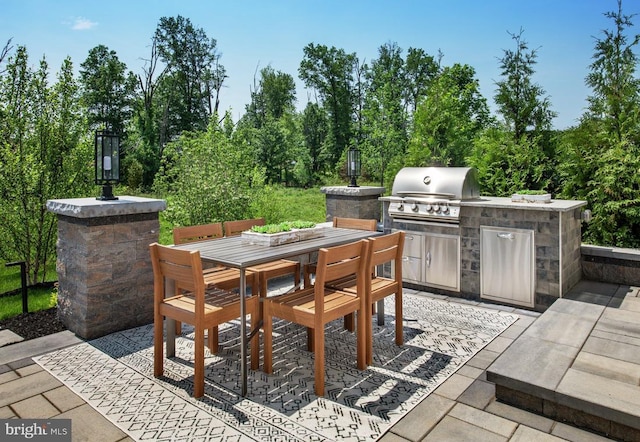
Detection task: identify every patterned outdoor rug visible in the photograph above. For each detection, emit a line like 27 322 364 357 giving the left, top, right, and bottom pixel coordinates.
35 294 517 441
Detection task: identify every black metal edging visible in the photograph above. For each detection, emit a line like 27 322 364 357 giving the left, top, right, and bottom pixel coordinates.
5 261 28 313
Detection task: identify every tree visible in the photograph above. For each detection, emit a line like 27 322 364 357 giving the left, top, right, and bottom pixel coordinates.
299 44 357 167
238 66 299 184
154 15 224 139
79 45 137 134
408 63 490 167
469 29 557 196
243 66 296 127
154 117 262 226
585 0 640 143
0 38 13 73
494 29 556 140
133 35 168 188
404 47 441 115
361 42 408 186
0 48 92 284
559 0 640 247
301 101 329 184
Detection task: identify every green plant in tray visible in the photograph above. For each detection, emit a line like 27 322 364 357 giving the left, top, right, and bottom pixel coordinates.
250 220 316 234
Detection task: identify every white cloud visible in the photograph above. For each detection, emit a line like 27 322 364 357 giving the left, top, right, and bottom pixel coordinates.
71 17 98 31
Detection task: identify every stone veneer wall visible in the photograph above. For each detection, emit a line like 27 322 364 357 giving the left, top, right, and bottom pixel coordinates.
321 186 385 223
48 197 165 339
460 206 583 311
581 245 640 286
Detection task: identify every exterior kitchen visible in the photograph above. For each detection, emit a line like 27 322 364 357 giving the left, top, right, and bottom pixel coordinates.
380 167 587 312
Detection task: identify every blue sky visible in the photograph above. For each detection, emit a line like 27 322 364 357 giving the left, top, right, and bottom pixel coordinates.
2 0 637 129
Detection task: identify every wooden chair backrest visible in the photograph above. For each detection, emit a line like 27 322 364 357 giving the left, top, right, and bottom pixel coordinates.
368 231 405 280
224 218 266 237
173 223 223 245
149 243 204 295
332 217 378 231
314 239 369 300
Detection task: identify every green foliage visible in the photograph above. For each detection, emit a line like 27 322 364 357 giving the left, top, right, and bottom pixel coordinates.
408 64 490 167
468 127 551 196
582 140 640 247
0 47 92 284
299 43 357 167
494 29 556 139
250 220 316 234
124 157 144 191
154 117 264 226
557 0 640 247
360 42 410 186
79 45 137 133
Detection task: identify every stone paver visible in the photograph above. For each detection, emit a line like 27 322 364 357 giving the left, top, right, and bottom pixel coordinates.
485 399 555 433
510 425 567 441
11 394 60 418
487 334 579 397
457 378 495 409
556 368 640 429
43 385 86 412
432 373 476 401
551 422 616 442
0 369 62 408
57 404 128 442
0 329 23 347
572 351 640 384
448 403 518 437
423 415 508 442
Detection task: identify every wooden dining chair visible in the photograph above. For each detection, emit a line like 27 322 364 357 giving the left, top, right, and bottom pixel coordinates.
303 217 378 288
329 231 405 364
172 223 258 335
224 218 301 302
263 239 369 396
150 243 260 398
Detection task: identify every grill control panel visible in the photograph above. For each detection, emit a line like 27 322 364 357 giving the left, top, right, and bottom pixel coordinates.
388 199 460 222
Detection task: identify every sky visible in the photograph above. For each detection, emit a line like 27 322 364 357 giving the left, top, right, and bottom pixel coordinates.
2 0 638 129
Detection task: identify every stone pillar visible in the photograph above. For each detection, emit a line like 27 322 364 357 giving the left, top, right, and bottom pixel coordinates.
46 196 166 339
321 186 386 223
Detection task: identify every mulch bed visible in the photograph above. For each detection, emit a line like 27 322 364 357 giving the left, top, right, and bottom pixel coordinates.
0 307 66 341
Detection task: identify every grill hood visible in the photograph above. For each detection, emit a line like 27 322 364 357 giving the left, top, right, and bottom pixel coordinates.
391 167 480 200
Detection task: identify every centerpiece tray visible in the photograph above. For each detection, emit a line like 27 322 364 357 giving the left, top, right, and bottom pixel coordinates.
241 221 325 246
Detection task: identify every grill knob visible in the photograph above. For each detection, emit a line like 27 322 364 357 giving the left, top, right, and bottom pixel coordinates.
411 203 419 212
425 203 432 212
433 204 440 213
442 204 450 214
397 202 404 211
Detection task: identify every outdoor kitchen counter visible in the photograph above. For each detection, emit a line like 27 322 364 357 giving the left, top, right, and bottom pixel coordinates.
459 196 587 212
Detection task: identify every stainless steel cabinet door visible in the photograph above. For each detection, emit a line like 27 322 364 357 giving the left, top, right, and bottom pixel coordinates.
480 226 535 308
424 233 460 291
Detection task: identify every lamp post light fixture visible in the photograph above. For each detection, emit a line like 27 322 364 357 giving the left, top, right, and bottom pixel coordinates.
95 130 120 201
347 145 361 187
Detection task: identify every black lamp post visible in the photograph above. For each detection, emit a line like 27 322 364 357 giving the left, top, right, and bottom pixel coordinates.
95 130 120 201
347 145 361 187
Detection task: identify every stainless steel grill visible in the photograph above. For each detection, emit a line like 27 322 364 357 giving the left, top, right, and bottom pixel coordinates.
386 167 480 224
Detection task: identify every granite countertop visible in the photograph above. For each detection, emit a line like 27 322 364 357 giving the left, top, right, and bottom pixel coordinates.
379 195 587 212
460 196 587 212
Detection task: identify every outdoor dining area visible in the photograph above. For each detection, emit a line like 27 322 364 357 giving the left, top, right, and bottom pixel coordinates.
151 216 400 399
26 194 528 441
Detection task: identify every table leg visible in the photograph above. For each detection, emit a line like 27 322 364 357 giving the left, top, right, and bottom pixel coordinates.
240 268 247 397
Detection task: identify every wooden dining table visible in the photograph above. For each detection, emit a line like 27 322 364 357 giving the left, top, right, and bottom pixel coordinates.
172 225 382 396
